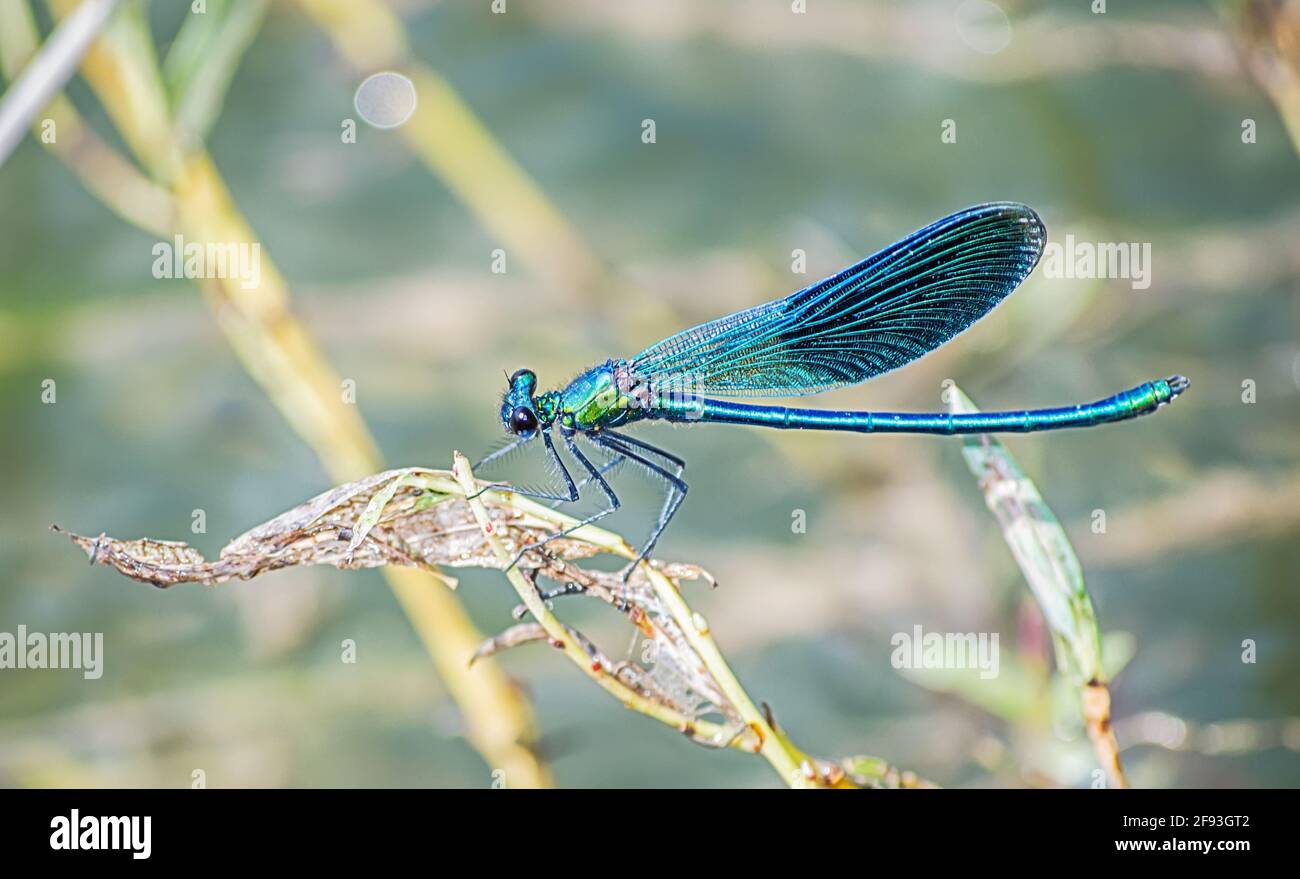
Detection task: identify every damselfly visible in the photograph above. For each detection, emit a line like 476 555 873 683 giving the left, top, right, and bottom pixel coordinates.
476 203 1187 573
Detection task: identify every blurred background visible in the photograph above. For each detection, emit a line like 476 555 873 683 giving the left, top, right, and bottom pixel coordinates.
1 0 1298 788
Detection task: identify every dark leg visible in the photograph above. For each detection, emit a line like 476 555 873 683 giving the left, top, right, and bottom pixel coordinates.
505 429 623 571
547 450 624 509
510 581 588 619
471 429 581 503
600 430 686 548
590 432 689 577
473 436 526 470
600 430 686 469
538 582 586 603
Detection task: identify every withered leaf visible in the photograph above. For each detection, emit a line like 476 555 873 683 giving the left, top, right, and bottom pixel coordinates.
53 466 737 737
53 467 599 589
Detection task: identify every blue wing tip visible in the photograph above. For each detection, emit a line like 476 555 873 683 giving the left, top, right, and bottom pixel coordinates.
999 202 1047 268
994 200 1044 230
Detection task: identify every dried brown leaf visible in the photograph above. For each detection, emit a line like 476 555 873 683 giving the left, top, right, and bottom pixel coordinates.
53 465 734 731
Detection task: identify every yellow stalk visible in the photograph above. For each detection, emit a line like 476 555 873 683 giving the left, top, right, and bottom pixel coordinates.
29 0 551 787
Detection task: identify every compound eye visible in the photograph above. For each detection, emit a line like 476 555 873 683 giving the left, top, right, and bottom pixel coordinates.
510 406 538 434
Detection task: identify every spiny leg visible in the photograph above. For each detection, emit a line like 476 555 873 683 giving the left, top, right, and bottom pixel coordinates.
547 450 624 510
506 429 623 572
473 436 527 470
600 429 685 538
601 443 686 578
600 429 686 469
471 429 580 503
538 581 586 603
512 581 587 619
591 432 689 579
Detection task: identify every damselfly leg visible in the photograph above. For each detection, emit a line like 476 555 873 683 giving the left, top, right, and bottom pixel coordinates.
470 429 579 503
590 430 688 579
499 428 623 573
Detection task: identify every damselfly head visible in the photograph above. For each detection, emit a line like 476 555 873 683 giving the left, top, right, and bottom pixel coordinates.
501 368 540 437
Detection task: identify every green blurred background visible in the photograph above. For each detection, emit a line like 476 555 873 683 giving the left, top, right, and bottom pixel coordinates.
1 0 1298 788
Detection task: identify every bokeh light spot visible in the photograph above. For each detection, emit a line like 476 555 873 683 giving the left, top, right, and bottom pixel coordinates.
353 71 418 129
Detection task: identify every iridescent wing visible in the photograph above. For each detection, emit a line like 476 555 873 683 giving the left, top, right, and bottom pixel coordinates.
631 202 1045 397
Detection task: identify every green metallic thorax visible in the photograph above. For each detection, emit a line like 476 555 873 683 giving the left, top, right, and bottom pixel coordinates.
552 360 648 431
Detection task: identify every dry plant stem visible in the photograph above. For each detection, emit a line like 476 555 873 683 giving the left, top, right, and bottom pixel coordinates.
32 0 549 787
452 478 745 747
1083 681 1128 790
451 454 829 789
639 547 817 786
